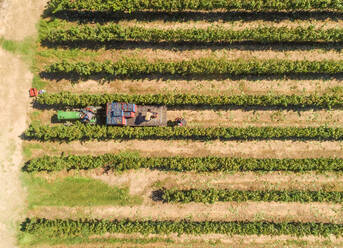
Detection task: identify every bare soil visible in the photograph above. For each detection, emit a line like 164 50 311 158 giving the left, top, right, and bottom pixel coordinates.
38 236 343 248
24 140 343 161
167 109 343 128
28 200 343 224
88 18 343 30
37 46 343 64
0 0 47 40
0 48 30 248
44 77 343 97
0 0 47 247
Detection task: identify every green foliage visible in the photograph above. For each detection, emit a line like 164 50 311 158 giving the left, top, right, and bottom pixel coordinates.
19 235 174 246
0 37 36 64
43 25 343 44
161 188 343 203
24 122 343 141
25 154 343 172
32 76 47 89
0 37 35 56
36 92 343 109
22 143 42 160
22 218 343 238
44 58 343 78
23 175 142 208
47 0 343 12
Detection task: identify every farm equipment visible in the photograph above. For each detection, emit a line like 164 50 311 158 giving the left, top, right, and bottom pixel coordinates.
57 106 97 124
106 102 167 126
29 88 38 97
29 88 46 97
175 117 187 126
57 102 168 126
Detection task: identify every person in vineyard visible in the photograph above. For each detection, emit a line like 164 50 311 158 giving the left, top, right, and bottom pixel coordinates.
145 109 158 121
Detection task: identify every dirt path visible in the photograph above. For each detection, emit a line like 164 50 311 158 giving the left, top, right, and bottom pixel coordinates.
46 78 342 97
0 49 31 248
0 0 47 247
28 201 343 224
25 140 343 160
0 0 46 40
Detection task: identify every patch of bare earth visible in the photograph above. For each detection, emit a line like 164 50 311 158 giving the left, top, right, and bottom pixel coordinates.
0 0 47 247
37 47 343 64
45 78 342 96
40 236 343 248
168 109 343 128
0 0 47 40
24 140 343 160
0 50 31 247
89 18 343 30
41 234 343 248
28 198 343 227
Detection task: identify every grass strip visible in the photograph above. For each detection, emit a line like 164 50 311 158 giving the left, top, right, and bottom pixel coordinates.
23 176 142 208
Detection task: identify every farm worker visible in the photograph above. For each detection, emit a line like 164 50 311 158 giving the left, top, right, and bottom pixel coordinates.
146 109 153 121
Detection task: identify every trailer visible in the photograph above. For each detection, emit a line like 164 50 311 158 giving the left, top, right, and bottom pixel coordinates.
106 102 167 126
57 102 167 126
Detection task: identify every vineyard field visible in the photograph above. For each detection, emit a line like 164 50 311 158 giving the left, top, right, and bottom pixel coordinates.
20 0 343 247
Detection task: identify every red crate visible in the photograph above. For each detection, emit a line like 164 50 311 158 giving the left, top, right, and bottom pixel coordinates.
29 88 38 97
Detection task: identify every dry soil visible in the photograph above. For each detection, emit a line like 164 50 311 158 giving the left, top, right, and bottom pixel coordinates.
0 0 47 247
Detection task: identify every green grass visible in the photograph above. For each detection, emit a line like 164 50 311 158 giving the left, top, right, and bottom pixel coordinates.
22 175 143 208
18 233 343 248
0 36 49 89
22 143 42 160
0 37 36 64
19 234 173 247
32 75 47 89
37 47 97 61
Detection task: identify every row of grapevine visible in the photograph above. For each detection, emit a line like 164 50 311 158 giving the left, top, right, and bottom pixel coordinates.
160 188 343 203
47 0 343 12
25 122 343 141
43 25 343 44
22 218 343 237
25 154 343 172
45 59 343 78
37 92 343 109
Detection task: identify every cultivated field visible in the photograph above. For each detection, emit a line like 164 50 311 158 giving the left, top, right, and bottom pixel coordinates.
17 0 343 247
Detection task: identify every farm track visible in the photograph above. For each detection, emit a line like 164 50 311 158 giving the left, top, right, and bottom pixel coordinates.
28 201 343 224
0 0 47 247
23 140 343 159
37 47 343 63
44 78 343 96
35 108 343 128
58 18 343 30
31 234 343 248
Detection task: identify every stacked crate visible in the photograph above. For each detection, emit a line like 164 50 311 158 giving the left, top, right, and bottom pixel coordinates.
106 102 136 126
